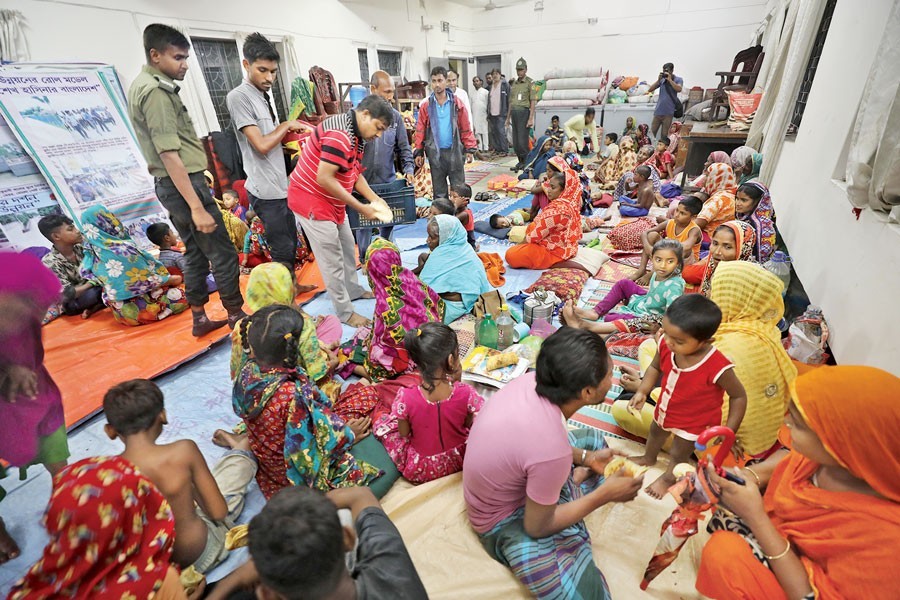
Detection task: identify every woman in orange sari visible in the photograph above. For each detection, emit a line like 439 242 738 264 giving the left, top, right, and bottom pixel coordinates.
696 366 900 600
506 157 583 270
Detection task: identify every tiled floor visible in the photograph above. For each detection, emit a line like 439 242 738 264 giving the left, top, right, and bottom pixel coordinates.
0 156 546 592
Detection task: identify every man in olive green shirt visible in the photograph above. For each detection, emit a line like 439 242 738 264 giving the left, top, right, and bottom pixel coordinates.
506 57 535 172
128 24 245 337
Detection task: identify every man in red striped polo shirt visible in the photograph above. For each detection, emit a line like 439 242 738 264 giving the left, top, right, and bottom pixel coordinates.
287 95 394 327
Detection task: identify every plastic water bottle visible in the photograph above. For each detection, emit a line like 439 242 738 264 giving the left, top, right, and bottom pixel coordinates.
496 305 516 351
477 313 498 350
763 251 792 296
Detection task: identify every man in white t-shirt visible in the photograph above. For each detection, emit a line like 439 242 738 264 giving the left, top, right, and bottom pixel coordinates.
471 75 490 151
446 69 471 124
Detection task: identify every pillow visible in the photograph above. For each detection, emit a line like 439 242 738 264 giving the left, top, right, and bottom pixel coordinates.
525 268 590 303
607 217 656 251
508 225 528 243
569 247 609 276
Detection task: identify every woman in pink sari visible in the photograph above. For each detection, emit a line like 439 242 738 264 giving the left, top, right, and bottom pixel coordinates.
0 252 70 563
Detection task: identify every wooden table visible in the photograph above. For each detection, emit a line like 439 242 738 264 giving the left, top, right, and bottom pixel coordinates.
679 122 748 187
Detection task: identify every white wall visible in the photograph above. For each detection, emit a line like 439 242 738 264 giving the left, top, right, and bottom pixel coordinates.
8 0 767 101
6 0 470 93
765 0 900 374
456 0 767 89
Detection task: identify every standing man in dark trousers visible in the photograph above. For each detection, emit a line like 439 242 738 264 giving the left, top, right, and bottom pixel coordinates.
226 33 311 286
647 62 684 139
128 24 245 337
357 70 415 259
414 66 477 199
487 68 509 155
507 57 535 172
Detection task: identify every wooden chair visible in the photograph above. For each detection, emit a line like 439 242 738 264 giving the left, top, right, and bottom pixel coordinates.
710 45 765 121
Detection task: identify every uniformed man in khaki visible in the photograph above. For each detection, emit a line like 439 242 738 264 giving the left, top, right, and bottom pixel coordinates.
128 24 245 337
506 57 535 172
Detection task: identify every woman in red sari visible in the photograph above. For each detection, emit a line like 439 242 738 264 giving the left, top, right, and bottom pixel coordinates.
9 455 186 599
696 366 900 600
506 157 583 270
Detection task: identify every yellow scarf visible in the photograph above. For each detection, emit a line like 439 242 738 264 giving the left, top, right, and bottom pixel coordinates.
709 261 797 455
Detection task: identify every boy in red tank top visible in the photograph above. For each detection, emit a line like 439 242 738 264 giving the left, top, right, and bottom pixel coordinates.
628 294 747 498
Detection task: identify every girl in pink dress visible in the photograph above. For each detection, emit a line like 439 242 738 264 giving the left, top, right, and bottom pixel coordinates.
374 322 484 484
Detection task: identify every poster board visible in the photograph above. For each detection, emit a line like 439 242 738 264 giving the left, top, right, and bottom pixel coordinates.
0 65 169 250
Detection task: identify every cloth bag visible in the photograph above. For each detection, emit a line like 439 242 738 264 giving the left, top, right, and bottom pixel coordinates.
473 289 504 320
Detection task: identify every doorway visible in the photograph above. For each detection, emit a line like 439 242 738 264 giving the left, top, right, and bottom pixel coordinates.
447 57 469 93
476 54 502 85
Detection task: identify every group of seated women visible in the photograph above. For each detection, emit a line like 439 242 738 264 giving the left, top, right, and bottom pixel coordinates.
9 134 899 600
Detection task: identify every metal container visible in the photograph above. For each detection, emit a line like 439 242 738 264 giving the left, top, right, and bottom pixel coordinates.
523 289 559 326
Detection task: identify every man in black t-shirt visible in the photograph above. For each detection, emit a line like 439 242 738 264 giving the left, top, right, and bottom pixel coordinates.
208 486 428 600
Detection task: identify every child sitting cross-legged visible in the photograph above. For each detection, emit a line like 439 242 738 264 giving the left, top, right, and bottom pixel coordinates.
103 379 258 574
627 294 748 499
630 195 703 285
618 164 655 217
146 222 186 279
203 486 428 600
562 238 686 335
38 214 105 319
649 137 675 180
374 322 484 484
147 221 218 294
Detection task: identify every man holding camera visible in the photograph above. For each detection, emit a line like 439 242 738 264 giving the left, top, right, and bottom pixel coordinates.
647 62 683 139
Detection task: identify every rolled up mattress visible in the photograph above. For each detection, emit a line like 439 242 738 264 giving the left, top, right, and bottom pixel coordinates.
541 88 602 102
545 77 603 90
544 67 605 80
536 98 594 107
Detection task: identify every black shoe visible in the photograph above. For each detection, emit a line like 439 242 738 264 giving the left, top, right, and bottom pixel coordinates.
227 309 248 330
192 315 228 337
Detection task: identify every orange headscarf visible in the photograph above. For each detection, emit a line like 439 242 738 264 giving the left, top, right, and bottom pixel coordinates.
703 162 738 196
764 366 900 599
526 158 582 259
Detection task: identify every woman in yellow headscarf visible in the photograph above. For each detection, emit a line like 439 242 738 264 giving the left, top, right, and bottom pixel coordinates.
710 260 797 458
696 365 900 600
230 263 342 397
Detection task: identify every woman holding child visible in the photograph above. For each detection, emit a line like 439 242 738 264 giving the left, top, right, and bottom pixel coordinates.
696 365 900 600
80 205 188 326
506 158 583 270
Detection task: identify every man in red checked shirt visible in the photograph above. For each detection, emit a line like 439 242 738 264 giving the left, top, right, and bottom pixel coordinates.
287 95 394 328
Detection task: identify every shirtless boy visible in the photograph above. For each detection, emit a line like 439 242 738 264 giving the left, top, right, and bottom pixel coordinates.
619 165 656 217
103 379 257 573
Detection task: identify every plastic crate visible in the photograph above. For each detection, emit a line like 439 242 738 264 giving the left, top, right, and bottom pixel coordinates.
347 180 417 230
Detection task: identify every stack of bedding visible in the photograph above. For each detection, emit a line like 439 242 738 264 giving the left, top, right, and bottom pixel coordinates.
537 67 609 108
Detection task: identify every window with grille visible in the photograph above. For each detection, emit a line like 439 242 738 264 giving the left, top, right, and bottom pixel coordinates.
192 38 244 130
358 49 370 82
193 37 288 130
377 50 401 77
787 0 837 135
